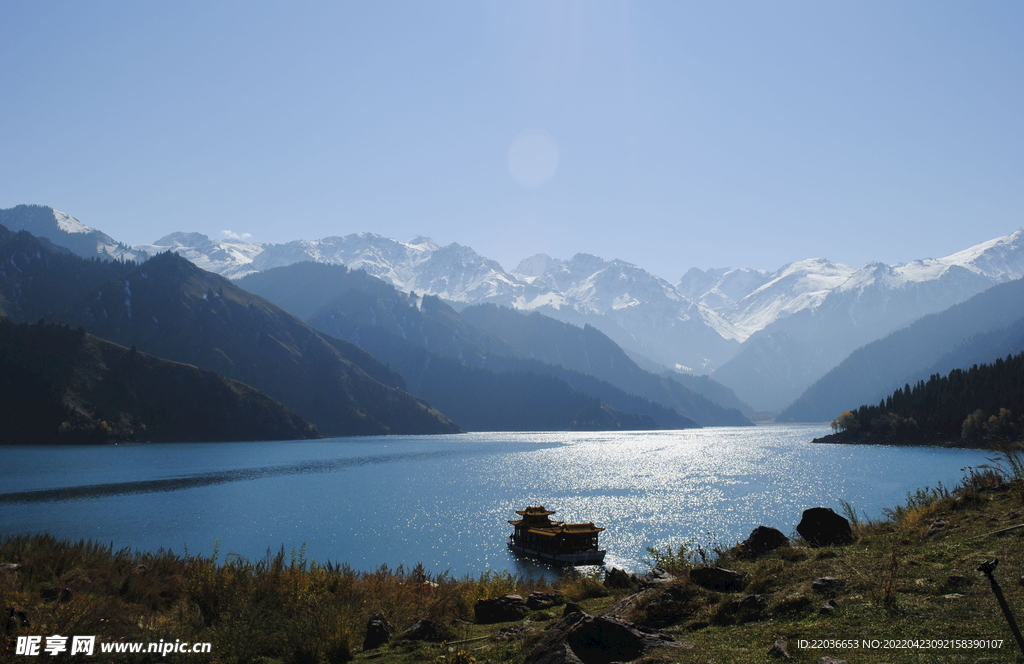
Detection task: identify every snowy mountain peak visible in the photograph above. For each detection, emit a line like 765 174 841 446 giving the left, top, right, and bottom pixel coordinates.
513 253 555 278
153 231 212 247
52 209 93 234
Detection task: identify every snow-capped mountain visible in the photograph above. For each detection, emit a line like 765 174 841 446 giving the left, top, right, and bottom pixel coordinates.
511 253 743 372
7 202 1024 415
133 223 1024 408
0 205 147 262
135 232 264 279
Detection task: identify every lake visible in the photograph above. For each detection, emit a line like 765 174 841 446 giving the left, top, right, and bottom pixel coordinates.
0 425 994 577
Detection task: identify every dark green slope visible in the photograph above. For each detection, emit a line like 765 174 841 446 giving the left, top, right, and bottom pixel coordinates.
240 262 696 430
0 319 318 444
819 351 1024 447
237 262 521 364
460 304 752 426
0 226 136 322
57 253 459 436
306 311 670 431
778 277 1024 423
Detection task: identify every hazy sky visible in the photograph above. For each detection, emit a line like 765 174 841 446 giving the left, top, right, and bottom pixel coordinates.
2 2 1023 280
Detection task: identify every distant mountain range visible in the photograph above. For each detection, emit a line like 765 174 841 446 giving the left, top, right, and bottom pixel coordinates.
237 262 748 429
7 202 1024 419
0 223 460 438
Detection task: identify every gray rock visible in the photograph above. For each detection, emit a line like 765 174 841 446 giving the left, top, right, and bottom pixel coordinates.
399 618 450 642
768 639 791 659
797 507 854 547
638 568 675 589
475 594 530 624
689 566 746 592
604 567 636 589
811 577 844 593
815 658 848 664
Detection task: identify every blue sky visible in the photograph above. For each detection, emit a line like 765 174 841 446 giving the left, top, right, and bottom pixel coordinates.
2 2 1022 280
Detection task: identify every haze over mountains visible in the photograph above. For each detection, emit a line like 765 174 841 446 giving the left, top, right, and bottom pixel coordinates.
7 202 1024 424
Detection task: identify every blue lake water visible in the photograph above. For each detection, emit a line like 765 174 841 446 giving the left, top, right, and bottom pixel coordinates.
0 426 994 577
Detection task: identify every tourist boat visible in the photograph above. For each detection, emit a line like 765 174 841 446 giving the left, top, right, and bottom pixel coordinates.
507 506 606 565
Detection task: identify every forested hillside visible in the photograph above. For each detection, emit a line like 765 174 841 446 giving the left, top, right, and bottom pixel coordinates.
822 352 1024 447
0 319 319 443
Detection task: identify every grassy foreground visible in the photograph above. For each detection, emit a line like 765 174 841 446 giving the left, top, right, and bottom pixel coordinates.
2 450 1023 664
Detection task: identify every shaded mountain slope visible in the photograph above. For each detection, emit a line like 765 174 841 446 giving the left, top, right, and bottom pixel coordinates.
0 319 318 444
0 204 144 261
241 263 699 429
239 263 734 427
0 226 136 323
459 303 751 426
309 295 696 430
816 351 1024 448
47 252 459 436
778 277 1024 422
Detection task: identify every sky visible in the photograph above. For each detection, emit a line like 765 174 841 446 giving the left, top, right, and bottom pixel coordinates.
2 1 1023 281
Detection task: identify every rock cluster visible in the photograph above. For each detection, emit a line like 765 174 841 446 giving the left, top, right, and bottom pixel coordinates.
523 610 694 664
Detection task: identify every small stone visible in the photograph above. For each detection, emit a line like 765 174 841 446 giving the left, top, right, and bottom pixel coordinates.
819 599 839 615
812 577 844 593
816 658 848 664
768 639 791 659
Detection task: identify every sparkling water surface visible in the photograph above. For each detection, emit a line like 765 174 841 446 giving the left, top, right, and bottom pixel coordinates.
0 426 992 576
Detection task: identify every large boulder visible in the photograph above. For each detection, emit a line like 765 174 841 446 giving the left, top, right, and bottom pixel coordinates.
362 613 393 650
796 508 854 547
689 566 746 593
474 594 530 624
739 526 789 557
604 567 636 589
523 612 693 664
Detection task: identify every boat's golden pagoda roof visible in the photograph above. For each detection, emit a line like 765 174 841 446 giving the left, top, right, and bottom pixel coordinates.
516 506 556 516
509 506 604 535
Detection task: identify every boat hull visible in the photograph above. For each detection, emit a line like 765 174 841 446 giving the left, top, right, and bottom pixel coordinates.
508 541 606 566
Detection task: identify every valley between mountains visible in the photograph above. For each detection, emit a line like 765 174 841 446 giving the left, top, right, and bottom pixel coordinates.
4 202 1024 443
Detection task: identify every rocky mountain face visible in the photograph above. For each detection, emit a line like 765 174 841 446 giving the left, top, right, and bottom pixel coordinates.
0 205 147 262
238 262 709 430
777 276 1024 423
138 222 1024 414
0 228 460 437
9 202 1024 416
